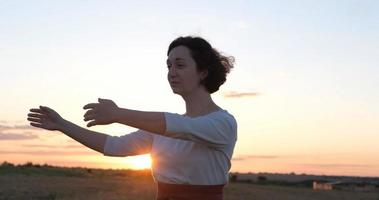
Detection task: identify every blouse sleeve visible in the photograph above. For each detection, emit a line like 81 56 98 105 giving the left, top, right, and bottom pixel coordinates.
103 129 153 157
163 111 237 148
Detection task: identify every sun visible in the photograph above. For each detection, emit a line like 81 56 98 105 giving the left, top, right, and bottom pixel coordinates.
130 154 152 169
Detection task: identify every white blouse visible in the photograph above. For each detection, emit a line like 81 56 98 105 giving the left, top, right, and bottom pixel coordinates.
103 109 238 185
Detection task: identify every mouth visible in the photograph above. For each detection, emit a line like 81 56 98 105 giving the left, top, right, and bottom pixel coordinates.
170 81 180 85
169 82 180 89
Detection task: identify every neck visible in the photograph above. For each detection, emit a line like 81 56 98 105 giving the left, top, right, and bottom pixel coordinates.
181 87 220 117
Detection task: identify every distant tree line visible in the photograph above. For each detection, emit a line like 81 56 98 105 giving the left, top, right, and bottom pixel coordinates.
1 161 53 168
229 173 315 187
0 161 152 179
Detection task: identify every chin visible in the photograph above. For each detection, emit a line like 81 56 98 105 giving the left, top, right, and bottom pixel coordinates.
171 89 181 95
171 88 184 95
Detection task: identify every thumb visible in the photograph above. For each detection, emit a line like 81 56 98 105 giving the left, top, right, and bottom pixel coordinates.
98 98 110 104
40 106 53 113
40 105 49 111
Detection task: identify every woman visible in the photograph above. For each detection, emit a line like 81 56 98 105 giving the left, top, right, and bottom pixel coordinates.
27 36 237 200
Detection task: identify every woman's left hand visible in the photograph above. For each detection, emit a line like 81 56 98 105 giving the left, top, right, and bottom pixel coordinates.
83 98 120 127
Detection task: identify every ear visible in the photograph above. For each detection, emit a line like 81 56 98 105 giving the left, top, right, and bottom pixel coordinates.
200 70 208 81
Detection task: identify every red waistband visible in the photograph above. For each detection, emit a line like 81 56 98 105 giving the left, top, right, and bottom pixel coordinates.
158 182 225 195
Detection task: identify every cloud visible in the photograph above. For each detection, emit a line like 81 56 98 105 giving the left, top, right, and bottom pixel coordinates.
0 123 49 141
13 125 35 129
232 155 278 161
0 125 9 129
0 150 97 156
0 124 37 130
21 144 84 149
0 132 39 140
294 163 377 168
224 91 259 98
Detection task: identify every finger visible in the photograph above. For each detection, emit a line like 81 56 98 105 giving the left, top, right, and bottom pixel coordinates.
84 110 96 118
29 108 45 114
27 117 43 123
87 120 97 127
83 103 98 110
30 122 43 129
28 113 44 118
83 114 95 122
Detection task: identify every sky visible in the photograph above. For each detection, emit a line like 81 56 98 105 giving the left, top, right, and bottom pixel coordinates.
1 0 379 177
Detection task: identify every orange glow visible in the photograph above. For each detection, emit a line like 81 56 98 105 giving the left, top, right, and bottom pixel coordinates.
128 154 152 169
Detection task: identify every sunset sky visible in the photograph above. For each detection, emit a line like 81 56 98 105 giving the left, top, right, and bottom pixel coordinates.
1 0 378 177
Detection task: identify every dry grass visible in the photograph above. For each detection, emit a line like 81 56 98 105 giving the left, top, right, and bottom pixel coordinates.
225 183 379 200
0 175 155 200
1 175 379 200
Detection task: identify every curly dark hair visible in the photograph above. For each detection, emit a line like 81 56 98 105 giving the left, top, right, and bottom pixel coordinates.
167 36 235 94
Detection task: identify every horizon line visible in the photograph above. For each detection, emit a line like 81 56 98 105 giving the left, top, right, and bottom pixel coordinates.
2 160 378 179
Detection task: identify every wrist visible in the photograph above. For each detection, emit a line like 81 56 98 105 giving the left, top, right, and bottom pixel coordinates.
112 107 122 123
57 118 69 132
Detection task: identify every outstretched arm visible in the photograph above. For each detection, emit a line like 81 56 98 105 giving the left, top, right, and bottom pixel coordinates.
28 106 108 153
83 98 237 148
114 109 166 135
83 98 166 135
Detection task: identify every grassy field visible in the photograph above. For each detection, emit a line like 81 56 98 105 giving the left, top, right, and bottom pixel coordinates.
0 165 378 200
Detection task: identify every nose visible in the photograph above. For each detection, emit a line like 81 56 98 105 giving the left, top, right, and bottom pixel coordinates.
168 67 178 79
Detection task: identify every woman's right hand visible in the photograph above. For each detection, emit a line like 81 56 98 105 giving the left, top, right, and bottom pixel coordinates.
27 106 65 131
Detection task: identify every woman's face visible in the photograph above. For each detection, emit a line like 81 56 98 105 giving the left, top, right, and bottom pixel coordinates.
167 45 207 96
